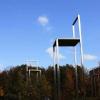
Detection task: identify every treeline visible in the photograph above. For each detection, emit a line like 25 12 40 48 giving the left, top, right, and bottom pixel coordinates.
0 64 100 100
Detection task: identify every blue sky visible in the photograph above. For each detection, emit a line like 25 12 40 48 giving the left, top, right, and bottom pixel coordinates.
0 0 100 70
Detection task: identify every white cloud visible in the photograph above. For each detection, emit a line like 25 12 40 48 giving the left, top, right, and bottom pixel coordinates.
0 64 4 71
37 16 49 26
84 54 97 61
46 47 65 60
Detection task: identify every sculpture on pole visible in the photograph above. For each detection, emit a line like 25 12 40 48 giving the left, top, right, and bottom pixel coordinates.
53 14 84 100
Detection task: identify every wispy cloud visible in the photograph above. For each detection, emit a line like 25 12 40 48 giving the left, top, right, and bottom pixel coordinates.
46 47 65 60
0 64 4 71
37 16 49 26
84 54 97 61
46 26 53 31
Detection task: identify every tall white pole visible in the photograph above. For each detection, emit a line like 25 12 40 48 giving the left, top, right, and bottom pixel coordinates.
72 25 78 99
78 14 85 100
72 25 77 65
56 39 60 100
53 46 57 100
78 14 84 66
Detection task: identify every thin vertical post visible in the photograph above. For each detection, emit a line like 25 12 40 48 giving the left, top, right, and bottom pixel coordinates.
78 14 85 99
29 69 30 78
40 70 41 77
53 46 57 100
72 25 78 99
26 64 28 71
78 14 84 65
72 25 77 65
72 25 75 38
56 39 60 100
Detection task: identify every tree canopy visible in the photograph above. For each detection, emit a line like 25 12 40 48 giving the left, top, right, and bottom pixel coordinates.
0 64 100 100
